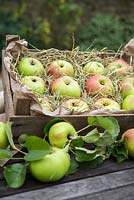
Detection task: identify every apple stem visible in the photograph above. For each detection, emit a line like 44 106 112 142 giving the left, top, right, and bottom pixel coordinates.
74 124 91 136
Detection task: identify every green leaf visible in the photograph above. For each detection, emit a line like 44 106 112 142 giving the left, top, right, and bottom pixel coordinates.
23 136 52 161
112 141 128 163
66 158 79 175
79 156 104 169
83 128 100 143
71 136 84 147
5 122 17 150
94 131 115 147
3 163 26 188
75 147 99 162
88 116 120 138
0 149 12 160
44 117 65 136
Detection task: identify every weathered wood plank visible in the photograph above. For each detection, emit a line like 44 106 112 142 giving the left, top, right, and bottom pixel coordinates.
1 167 134 200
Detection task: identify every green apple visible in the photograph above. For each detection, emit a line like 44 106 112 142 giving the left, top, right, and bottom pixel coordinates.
18 57 44 76
0 122 9 149
120 77 134 98
85 74 114 96
50 76 81 98
48 60 74 77
122 129 134 158
38 97 53 111
83 61 105 75
48 121 77 148
122 95 134 110
20 76 46 96
62 98 89 113
29 147 70 182
94 98 120 111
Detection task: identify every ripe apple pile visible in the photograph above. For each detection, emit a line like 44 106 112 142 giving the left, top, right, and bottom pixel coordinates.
17 54 134 113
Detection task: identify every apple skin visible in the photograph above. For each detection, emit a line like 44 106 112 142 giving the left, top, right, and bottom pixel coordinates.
122 129 134 158
38 97 53 111
18 57 44 76
0 122 9 149
94 98 120 111
120 77 134 98
48 60 74 77
50 76 81 98
122 95 134 110
48 121 77 148
83 61 105 75
85 74 114 96
107 59 131 76
62 98 89 113
29 147 70 182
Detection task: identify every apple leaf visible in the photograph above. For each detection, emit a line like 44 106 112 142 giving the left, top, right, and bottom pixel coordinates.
66 158 79 175
82 128 100 143
23 136 52 161
0 149 12 160
5 122 17 150
44 117 65 136
3 163 26 188
79 156 104 169
71 136 84 147
94 131 116 147
112 141 128 163
75 147 99 162
87 116 120 138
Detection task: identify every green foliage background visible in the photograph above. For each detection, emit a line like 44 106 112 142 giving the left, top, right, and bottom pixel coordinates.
0 0 134 64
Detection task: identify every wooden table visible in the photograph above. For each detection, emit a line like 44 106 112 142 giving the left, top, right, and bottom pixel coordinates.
1 159 134 200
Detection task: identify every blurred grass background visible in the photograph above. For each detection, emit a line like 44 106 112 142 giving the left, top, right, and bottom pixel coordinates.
0 0 134 65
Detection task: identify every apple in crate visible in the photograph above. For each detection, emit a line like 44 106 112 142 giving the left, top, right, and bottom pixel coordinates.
83 61 105 75
18 57 44 76
94 97 120 111
122 129 134 158
50 76 81 97
48 60 74 77
38 97 53 111
85 74 114 96
20 76 46 96
48 121 77 148
30 147 70 182
120 77 134 98
122 95 134 110
62 98 89 113
107 59 131 76
0 122 9 149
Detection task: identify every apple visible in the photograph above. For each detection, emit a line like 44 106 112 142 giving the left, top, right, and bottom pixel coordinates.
122 129 134 158
38 97 53 111
83 61 105 75
18 57 44 76
48 60 74 77
94 98 120 111
29 147 70 182
85 74 114 96
20 76 46 96
48 121 77 148
50 76 81 98
120 77 134 98
0 122 9 149
62 98 89 113
107 59 132 76
122 95 134 110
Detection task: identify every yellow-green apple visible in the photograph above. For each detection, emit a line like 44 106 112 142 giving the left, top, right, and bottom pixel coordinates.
48 121 77 148
94 98 120 111
20 76 46 96
29 147 70 182
107 59 132 76
38 97 53 111
48 60 74 77
0 122 9 149
122 95 134 110
85 74 114 96
62 98 89 113
18 57 44 76
83 61 105 75
120 77 134 98
50 76 81 97
122 129 134 158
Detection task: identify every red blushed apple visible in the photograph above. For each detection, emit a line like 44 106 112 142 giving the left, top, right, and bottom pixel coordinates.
94 98 120 111
48 60 74 77
122 129 134 158
107 59 132 76
50 76 81 98
120 77 134 98
85 74 114 96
